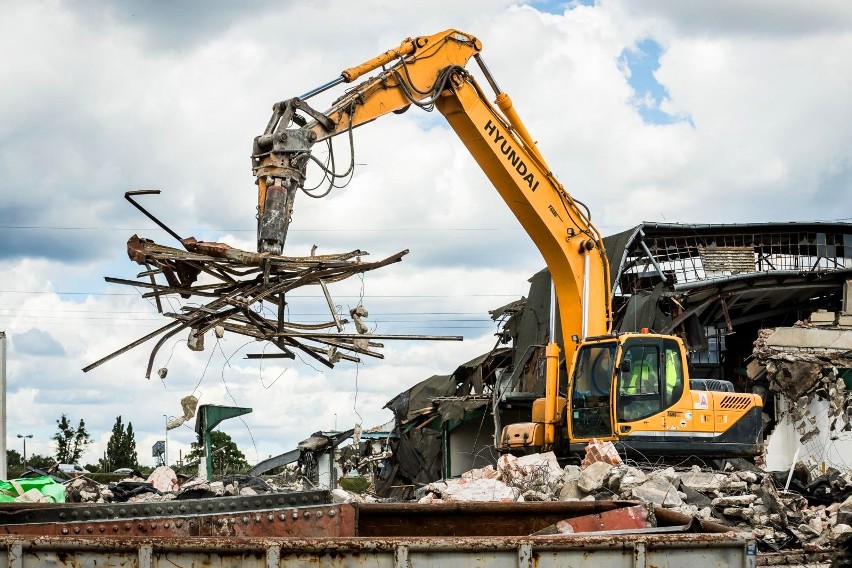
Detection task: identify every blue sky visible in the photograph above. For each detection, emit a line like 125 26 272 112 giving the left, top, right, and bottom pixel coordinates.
530 0 595 14
619 38 690 126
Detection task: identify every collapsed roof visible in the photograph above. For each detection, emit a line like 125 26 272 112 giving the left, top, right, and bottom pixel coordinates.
606 221 852 340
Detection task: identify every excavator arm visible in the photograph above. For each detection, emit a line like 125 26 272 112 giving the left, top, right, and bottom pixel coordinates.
249 30 765 460
252 29 612 446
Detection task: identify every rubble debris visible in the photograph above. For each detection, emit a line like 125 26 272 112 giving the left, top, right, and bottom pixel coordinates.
167 395 199 430
607 465 646 494
350 305 370 335
66 476 111 503
1 449 849 563
176 479 226 499
581 438 622 467
109 481 162 502
678 469 726 492
147 466 179 493
632 477 683 508
558 482 587 501
331 488 365 503
809 309 837 326
578 461 614 493
556 465 584 501
53 469 309 506
840 495 852 526
496 452 564 497
422 477 519 503
177 475 274 500
413 448 851 560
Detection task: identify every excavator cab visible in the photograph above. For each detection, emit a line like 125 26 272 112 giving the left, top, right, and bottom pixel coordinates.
504 333 763 459
562 333 764 458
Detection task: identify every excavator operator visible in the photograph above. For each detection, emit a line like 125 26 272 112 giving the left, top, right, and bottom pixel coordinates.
619 348 659 421
621 351 659 395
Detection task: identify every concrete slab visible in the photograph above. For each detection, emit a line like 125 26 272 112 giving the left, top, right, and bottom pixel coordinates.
631 478 683 508
808 310 836 325
578 462 613 493
763 327 852 351
746 359 766 379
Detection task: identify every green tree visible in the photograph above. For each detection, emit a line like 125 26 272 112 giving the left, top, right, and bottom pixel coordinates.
104 416 138 470
6 449 22 476
27 454 55 470
52 414 93 463
186 430 249 475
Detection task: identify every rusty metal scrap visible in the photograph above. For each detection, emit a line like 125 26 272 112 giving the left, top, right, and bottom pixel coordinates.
532 504 653 535
83 191 461 376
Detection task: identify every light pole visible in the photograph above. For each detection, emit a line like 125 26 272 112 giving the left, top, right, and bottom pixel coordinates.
16 434 32 469
163 415 168 467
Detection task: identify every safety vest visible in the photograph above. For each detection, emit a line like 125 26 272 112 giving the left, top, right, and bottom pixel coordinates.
624 360 655 394
666 349 682 395
665 350 680 391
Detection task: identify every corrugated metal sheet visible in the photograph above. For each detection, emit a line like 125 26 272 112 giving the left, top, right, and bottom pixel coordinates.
700 246 756 275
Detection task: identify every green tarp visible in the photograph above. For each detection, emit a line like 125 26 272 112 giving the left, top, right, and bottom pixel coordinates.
0 476 65 503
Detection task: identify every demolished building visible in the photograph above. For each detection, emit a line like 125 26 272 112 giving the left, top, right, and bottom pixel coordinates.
375 222 852 494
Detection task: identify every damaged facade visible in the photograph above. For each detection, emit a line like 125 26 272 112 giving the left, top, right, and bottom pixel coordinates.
374 222 852 496
750 306 852 471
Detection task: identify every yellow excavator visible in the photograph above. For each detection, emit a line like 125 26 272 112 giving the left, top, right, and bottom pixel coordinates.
251 30 763 458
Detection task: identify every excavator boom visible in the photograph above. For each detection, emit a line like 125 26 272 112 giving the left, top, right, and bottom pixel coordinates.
251 29 612 359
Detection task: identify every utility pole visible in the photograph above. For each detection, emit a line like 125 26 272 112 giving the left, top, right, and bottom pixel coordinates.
0 332 7 479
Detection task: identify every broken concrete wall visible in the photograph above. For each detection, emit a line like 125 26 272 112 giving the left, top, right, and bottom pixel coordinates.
753 322 852 473
766 395 852 473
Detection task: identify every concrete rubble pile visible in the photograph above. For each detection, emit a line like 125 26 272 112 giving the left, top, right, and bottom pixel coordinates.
64 467 306 504
417 440 852 554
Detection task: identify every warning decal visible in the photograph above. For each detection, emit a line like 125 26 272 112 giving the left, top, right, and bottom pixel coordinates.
695 392 709 410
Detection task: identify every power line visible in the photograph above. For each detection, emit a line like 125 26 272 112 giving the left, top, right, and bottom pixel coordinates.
0 225 526 233
0 321 493 330
0 224 641 232
4 314 493 323
0 308 488 315
0 290 521 298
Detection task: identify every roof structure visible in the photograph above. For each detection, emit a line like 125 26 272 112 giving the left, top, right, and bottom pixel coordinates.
605 221 852 339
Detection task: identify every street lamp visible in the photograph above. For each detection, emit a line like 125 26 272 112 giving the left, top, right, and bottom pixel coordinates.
16 434 33 469
163 415 168 467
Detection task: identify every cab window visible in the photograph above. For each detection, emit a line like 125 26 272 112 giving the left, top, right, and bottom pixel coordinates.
618 344 662 422
663 340 684 406
570 343 615 439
